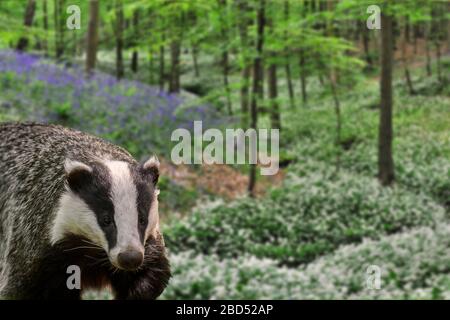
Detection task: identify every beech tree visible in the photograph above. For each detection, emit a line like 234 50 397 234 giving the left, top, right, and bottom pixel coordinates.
85 0 99 75
378 8 395 186
16 0 36 51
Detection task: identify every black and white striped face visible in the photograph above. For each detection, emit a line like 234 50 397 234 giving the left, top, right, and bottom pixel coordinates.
52 156 161 271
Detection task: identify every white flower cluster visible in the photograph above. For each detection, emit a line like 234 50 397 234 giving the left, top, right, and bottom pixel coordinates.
162 224 450 300
289 125 450 208
164 168 445 265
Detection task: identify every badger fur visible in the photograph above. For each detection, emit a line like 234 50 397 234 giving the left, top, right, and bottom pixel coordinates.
0 123 170 299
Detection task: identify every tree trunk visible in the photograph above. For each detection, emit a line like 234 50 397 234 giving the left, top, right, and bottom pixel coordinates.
54 0 65 59
248 0 265 197
431 2 444 84
191 45 200 77
218 0 232 115
149 50 154 83
361 22 372 67
159 41 165 91
425 23 432 76
222 50 233 115
85 0 99 76
268 60 280 130
240 65 251 127
435 42 442 83
285 62 295 108
16 0 36 51
378 12 395 186
43 0 49 56
266 7 280 129
115 1 124 80
413 24 419 54
299 50 307 104
169 40 181 93
131 52 139 73
130 10 139 73
284 0 295 109
237 0 251 128
401 19 415 95
329 72 341 173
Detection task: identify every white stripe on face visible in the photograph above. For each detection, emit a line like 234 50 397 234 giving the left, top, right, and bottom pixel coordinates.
145 189 160 241
103 160 144 264
51 191 108 248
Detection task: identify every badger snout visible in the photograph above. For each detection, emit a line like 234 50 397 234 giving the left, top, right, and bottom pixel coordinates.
116 249 144 271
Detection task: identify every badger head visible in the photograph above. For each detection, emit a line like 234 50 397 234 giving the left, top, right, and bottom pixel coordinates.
52 156 164 272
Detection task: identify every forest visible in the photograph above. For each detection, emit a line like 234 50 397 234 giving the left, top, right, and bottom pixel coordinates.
0 0 449 299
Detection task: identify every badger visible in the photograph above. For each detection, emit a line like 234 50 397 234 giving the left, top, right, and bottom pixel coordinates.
0 123 171 299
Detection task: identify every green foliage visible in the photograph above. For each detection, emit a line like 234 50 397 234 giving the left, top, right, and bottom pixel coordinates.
158 176 199 215
165 168 444 265
163 223 450 299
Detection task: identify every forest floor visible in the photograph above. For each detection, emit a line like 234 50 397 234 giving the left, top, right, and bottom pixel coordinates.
160 158 285 200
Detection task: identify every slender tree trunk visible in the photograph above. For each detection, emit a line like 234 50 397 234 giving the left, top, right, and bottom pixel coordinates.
378 12 395 186
218 0 232 115
329 73 341 173
131 51 138 73
413 24 419 54
222 50 233 115
149 50 154 83
361 22 372 67
299 51 307 104
435 41 442 83
240 65 251 126
268 59 280 130
34 18 42 51
191 45 200 77
425 23 432 76
72 28 77 58
325 0 341 173
43 0 49 56
115 1 124 80
169 40 181 93
85 0 99 76
248 0 265 197
404 67 414 95
405 17 410 43
298 1 309 104
284 0 295 109
54 0 59 57
159 40 165 91
431 2 444 84
266 6 280 129
285 62 294 108
16 0 36 51
54 0 65 59
237 0 251 128
131 10 139 73
401 19 415 95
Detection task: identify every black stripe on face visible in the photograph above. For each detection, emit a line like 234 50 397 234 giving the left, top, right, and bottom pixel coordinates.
131 165 155 243
67 162 117 249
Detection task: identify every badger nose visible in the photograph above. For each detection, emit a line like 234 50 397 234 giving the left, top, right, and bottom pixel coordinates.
117 250 144 270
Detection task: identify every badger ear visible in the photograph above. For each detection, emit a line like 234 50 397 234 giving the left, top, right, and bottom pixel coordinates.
64 159 93 192
142 156 160 185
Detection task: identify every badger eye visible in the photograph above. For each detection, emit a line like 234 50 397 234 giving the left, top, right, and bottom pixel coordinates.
138 215 146 226
102 215 112 226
